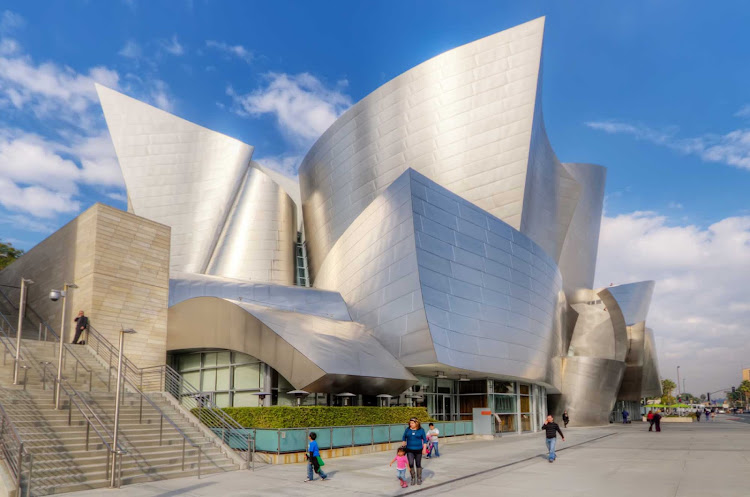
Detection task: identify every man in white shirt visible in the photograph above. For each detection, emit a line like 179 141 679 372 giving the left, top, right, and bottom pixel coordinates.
426 423 440 458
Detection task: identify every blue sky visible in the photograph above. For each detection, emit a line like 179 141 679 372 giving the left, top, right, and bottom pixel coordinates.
1 0 749 395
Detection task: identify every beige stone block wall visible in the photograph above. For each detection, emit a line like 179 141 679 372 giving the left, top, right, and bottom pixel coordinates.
0 203 170 367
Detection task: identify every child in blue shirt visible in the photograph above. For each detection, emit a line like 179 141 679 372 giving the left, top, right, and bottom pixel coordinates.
305 432 328 482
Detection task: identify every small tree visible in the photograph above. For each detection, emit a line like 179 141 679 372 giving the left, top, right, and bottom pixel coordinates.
699 394 706 402
0 241 24 271
661 379 677 405
739 380 750 409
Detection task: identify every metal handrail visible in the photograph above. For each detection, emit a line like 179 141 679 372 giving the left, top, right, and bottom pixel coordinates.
85 326 250 468
0 287 93 390
0 401 30 496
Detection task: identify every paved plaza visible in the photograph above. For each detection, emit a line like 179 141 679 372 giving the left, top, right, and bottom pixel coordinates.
67 416 750 497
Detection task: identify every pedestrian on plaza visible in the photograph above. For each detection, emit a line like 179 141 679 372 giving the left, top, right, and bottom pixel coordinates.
696 409 701 422
304 432 327 482
711 410 716 421
705 409 711 421
622 409 629 424
72 310 89 345
647 410 655 431
653 410 662 432
389 447 409 488
541 415 565 463
401 417 428 485
426 422 440 458
562 410 570 428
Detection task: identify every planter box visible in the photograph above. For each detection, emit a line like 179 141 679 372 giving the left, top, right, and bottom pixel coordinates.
661 417 693 423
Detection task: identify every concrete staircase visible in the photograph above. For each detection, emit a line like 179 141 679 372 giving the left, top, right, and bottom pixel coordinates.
0 338 242 495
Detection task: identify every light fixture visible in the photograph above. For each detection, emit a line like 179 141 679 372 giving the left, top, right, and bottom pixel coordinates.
458 375 470 382
436 371 447 379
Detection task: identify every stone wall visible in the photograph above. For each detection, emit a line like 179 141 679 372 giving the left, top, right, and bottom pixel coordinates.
0 203 170 367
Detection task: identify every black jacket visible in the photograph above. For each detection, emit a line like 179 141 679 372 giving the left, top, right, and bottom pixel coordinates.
74 315 89 331
541 422 564 439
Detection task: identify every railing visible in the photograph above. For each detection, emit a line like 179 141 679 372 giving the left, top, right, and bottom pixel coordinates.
0 402 31 497
0 287 93 391
237 420 474 454
84 325 250 468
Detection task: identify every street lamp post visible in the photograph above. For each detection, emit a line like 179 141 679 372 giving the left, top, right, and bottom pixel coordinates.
13 278 33 384
53 283 78 409
677 366 681 396
111 327 136 488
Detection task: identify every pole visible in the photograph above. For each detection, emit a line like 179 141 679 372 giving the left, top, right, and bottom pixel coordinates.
682 378 686 396
55 284 70 409
13 278 30 384
110 330 126 488
676 366 681 396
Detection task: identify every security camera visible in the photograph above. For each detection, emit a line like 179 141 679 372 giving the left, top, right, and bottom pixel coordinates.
49 290 61 302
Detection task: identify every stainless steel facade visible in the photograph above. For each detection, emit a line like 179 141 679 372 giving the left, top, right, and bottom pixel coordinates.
97 17 661 424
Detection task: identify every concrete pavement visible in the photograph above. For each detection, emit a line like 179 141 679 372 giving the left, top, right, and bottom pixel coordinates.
65 416 750 497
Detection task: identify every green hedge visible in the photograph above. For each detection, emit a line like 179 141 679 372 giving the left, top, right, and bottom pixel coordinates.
191 406 433 429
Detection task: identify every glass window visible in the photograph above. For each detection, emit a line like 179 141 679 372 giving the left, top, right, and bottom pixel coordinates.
494 381 515 394
233 352 256 365
217 351 231 366
436 379 453 394
496 414 516 432
519 384 530 395
216 367 231 390
233 392 260 407
234 364 260 390
520 396 531 413
494 395 516 413
202 369 216 391
459 379 487 394
521 413 532 432
178 354 201 371
215 393 230 408
203 352 217 368
182 371 200 389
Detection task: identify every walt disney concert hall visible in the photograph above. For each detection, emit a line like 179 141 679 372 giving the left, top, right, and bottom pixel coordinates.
6 17 661 434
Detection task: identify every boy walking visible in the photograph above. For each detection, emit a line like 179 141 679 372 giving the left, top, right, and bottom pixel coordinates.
304 432 327 482
426 423 440 458
541 415 565 463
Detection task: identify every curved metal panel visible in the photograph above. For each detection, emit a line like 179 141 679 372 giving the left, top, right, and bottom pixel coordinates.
617 321 646 401
96 84 253 275
314 168 564 389
558 163 606 297
299 18 551 280
600 281 655 326
557 356 626 426
169 272 352 321
641 327 662 398
167 297 416 395
206 164 297 285
567 302 625 361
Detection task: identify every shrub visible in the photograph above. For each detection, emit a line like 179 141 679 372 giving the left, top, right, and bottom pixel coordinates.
191 406 434 429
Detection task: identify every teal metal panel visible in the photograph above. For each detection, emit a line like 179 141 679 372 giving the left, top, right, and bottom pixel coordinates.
331 427 353 448
254 429 280 452
454 421 465 436
390 424 406 442
353 426 372 445
310 428 331 449
443 422 455 436
373 425 390 444
279 429 307 453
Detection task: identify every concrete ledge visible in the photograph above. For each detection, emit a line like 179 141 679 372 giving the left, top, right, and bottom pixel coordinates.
258 434 475 464
661 417 694 423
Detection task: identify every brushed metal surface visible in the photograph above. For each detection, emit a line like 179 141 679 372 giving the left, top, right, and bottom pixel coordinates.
97 85 300 283
313 168 564 390
641 327 662 398
558 163 606 298
299 17 583 281
167 297 415 395
556 356 626 426
601 281 655 325
169 272 352 321
206 163 297 285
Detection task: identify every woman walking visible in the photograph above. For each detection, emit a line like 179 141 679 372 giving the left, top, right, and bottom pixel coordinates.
401 417 428 485
562 410 570 428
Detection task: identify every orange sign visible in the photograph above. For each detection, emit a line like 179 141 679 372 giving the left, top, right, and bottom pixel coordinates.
481 410 492 415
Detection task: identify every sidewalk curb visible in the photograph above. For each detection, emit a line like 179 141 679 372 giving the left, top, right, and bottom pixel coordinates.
403 432 618 494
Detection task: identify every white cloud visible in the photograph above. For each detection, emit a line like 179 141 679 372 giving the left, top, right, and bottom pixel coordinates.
228 73 351 146
159 35 184 56
147 79 175 112
118 40 142 59
0 37 19 55
586 119 750 171
0 214 57 234
668 202 683 209
0 177 80 218
595 211 750 395
205 40 253 64
0 11 24 33
735 105 750 118
255 154 302 178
